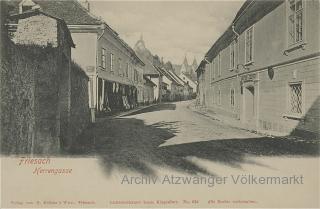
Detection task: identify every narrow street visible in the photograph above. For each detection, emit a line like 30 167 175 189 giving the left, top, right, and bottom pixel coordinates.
3 100 319 208
72 100 319 177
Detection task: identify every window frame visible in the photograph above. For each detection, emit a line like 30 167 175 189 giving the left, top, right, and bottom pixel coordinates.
286 0 306 49
218 86 221 105
212 61 215 80
230 88 235 109
118 58 122 76
126 63 129 78
101 48 106 69
212 86 215 104
218 53 221 77
110 53 114 73
244 25 254 65
230 40 236 70
286 81 304 118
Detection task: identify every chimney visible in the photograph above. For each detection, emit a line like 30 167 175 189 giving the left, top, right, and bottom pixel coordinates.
78 0 90 11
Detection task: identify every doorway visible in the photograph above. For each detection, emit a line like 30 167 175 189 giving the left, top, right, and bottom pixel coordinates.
244 85 255 124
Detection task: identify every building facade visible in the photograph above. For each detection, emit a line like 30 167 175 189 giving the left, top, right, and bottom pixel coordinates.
174 56 198 94
95 25 145 113
179 72 197 96
143 76 156 105
134 35 163 102
155 66 185 102
197 0 320 137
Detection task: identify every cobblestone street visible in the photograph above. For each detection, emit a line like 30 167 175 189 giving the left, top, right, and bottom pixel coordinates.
2 100 319 208
72 100 319 176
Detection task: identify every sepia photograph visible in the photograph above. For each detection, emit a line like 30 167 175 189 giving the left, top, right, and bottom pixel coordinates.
0 0 319 208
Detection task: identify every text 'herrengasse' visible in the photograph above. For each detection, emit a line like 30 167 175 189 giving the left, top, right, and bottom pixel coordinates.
18 157 72 175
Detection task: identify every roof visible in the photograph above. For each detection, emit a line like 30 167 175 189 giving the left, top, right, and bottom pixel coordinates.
116 36 144 66
143 76 157 87
204 0 284 63
167 70 185 86
136 52 159 76
9 9 75 47
195 60 207 73
155 65 186 87
7 1 144 66
7 0 103 25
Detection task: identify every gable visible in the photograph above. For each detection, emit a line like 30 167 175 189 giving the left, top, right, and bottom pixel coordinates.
8 0 102 25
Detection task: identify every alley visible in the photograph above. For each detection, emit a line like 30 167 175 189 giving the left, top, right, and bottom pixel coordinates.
72 100 319 177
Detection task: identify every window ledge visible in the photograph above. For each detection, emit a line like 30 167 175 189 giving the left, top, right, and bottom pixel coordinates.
283 114 304 121
229 68 236 71
284 42 307 55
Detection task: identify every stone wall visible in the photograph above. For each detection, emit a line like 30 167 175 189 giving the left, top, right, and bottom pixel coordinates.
14 14 58 47
33 47 61 154
1 8 90 154
1 40 35 154
1 39 61 154
1 45 90 155
69 61 90 146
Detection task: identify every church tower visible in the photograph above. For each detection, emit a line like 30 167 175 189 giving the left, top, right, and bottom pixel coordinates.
134 33 146 52
191 57 198 72
180 54 189 74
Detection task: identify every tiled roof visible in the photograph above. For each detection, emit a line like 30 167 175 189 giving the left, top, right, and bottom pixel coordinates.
155 66 185 87
136 52 159 76
167 70 185 86
8 0 103 25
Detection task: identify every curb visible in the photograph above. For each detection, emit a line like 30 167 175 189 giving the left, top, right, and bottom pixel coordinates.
188 103 319 143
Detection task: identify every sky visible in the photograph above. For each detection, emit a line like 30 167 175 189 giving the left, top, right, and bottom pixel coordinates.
90 0 245 65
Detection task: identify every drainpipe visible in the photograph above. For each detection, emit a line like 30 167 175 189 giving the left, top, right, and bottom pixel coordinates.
232 24 240 75
232 23 241 120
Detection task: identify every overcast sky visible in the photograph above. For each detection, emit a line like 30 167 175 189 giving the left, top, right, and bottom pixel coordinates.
90 0 245 65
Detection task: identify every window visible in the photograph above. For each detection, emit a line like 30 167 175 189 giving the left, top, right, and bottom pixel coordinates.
212 61 215 80
212 87 215 104
118 58 122 76
218 87 221 105
126 63 129 77
230 41 236 69
209 62 215 81
230 88 235 108
101 48 106 69
288 0 304 46
110 53 114 72
134 69 138 82
245 26 254 64
218 53 221 77
289 82 303 115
